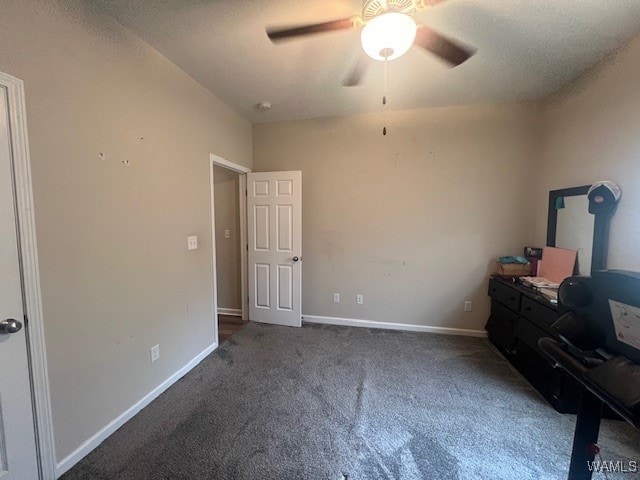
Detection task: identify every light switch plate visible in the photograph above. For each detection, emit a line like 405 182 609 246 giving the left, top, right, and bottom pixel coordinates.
187 236 198 250
151 344 160 363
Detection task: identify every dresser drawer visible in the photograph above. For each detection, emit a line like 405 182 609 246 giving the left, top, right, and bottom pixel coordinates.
486 300 519 353
513 342 563 404
488 278 521 311
515 317 552 358
520 296 560 333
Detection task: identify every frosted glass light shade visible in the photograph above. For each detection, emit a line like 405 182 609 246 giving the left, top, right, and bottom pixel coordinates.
361 12 417 61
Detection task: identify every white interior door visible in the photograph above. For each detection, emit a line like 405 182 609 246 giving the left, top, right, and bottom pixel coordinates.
0 86 39 478
247 171 302 327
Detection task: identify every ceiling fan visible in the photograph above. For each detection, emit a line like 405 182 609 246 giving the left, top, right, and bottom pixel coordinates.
266 0 476 86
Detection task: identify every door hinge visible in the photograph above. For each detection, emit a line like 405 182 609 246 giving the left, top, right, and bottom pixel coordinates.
23 314 28 327
246 244 249 251
245 189 248 196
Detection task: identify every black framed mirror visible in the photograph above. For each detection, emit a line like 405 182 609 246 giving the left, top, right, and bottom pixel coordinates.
547 185 614 275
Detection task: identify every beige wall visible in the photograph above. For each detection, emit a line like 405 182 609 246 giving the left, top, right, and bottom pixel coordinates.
534 33 640 271
253 104 540 331
0 0 251 463
213 166 242 310
4 0 637 467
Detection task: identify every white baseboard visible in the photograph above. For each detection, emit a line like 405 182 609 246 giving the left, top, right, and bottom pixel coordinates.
55 341 218 478
302 315 487 338
217 307 242 317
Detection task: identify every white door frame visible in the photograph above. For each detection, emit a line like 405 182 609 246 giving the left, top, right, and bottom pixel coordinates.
209 154 251 332
1 72 56 478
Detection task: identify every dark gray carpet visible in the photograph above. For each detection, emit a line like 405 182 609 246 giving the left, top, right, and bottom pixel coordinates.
62 323 640 480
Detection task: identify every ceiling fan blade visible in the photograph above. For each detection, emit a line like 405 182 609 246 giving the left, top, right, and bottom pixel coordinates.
414 26 475 66
343 51 371 86
267 18 355 42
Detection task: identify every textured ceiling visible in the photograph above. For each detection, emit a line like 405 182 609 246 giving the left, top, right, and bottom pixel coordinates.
96 0 640 123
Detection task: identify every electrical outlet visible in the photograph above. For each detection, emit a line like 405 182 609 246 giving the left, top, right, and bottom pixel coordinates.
151 344 160 363
356 294 364 305
187 236 198 250
224 229 230 239
464 301 473 312
333 293 340 303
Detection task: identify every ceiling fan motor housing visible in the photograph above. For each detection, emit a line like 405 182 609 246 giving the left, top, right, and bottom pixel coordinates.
362 0 417 21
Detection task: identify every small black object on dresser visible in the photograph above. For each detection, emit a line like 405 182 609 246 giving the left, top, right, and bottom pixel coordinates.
485 276 583 413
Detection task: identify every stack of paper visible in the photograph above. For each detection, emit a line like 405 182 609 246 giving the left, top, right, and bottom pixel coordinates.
540 288 559 301
520 277 560 290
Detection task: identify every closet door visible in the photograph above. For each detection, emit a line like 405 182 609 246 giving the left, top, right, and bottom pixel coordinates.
247 171 302 327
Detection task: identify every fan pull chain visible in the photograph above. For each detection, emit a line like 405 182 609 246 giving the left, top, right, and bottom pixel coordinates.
382 54 388 136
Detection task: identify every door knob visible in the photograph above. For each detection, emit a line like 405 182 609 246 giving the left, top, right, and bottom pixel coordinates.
293 256 299 262
0 319 22 334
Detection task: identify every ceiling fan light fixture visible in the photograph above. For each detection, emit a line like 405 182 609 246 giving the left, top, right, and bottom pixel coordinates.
360 12 417 61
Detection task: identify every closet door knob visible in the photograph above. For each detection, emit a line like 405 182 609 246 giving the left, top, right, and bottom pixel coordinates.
293 256 299 262
0 319 22 334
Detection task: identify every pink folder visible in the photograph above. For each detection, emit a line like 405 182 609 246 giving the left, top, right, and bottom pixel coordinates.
538 247 578 284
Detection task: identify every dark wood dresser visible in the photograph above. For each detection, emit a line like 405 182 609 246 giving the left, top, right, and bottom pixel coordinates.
485 276 582 413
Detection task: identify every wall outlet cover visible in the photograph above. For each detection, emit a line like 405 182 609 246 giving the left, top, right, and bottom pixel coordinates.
187 236 198 250
151 344 160 363
464 301 473 312
356 294 364 305
333 293 340 303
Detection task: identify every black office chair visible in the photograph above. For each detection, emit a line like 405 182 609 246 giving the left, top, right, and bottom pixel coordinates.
538 270 640 480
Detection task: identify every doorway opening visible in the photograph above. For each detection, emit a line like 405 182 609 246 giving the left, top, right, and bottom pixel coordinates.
209 156 302 338
209 155 250 345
